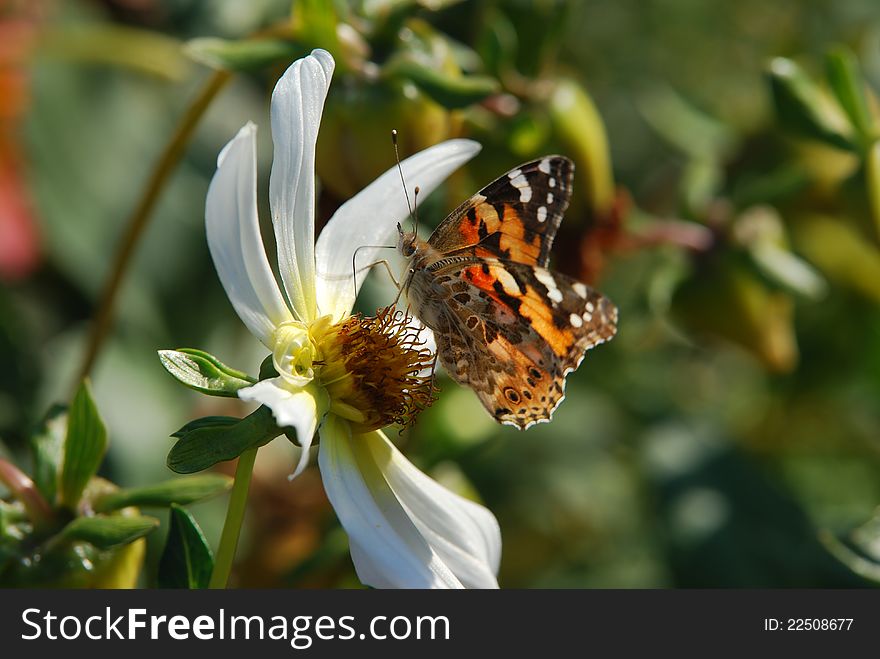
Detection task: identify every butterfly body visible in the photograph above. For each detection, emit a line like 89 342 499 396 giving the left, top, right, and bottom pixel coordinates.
398 156 617 430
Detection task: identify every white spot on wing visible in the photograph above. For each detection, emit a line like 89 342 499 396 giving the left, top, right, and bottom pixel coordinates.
537 206 547 223
509 173 533 203
570 313 583 328
573 282 587 298
549 178 556 188
546 192 554 204
538 158 551 174
535 269 563 304
494 267 519 295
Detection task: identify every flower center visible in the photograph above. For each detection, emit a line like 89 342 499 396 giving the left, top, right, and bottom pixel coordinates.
318 307 437 433
270 309 437 432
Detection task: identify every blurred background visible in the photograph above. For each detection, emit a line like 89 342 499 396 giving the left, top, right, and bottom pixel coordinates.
3 0 880 587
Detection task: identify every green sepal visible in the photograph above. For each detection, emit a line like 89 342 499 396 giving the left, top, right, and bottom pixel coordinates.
158 504 214 589
59 381 108 509
92 475 233 513
167 406 280 474
158 349 256 397
59 515 159 550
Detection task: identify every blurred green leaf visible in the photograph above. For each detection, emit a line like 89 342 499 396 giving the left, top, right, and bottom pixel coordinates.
358 0 465 21
549 78 615 212
477 9 518 77
158 504 213 589
865 140 880 240
794 214 880 302
638 85 737 160
291 0 340 54
820 508 880 583
185 37 308 73
749 243 827 299
93 475 233 513
673 260 798 372
60 381 107 509
767 57 855 151
681 158 724 216
43 25 190 81
29 404 67 504
385 59 500 109
158 349 255 397
825 47 876 146
167 406 280 474
733 207 827 299
60 515 158 550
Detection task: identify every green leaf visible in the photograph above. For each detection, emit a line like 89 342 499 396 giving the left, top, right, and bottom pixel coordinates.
185 37 308 73
29 404 67 503
59 381 108 509
638 84 737 160
171 416 239 438
794 214 880 303
767 57 855 151
865 141 880 241
167 406 280 474
60 515 158 549
93 475 233 513
477 9 518 78
291 0 339 54
158 504 214 589
549 78 615 213
385 59 500 109
42 24 190 81
825 47 876 147
158 349 255 397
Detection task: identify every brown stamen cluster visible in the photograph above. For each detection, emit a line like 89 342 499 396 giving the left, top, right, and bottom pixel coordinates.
321 307 437 433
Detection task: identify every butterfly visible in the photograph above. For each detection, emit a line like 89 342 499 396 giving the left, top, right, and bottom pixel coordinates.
396 155 618 429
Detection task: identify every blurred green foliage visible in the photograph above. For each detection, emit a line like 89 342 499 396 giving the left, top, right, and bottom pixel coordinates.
2 0 880 588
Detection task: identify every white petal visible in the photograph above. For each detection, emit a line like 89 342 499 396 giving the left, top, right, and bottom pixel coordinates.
269 49 335 322
314 139 482 318
206 123 293 346
362 430 501 587
238 378 328 479
318 415 463 588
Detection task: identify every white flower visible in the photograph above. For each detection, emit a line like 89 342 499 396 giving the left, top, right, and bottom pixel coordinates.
205 49 501 589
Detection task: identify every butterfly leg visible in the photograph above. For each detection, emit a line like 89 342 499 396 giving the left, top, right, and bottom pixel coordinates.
348 256 402 302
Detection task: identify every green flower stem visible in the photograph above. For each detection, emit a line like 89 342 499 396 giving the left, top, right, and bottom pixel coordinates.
209 448 258 588
76 69 232 385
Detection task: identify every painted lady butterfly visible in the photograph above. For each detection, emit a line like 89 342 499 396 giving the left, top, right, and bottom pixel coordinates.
397 156 618 429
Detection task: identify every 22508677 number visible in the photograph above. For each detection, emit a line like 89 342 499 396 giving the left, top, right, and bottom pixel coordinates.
788 618 853 631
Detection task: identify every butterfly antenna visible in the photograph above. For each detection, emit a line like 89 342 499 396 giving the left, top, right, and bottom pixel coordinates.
413 185 421 236
392 129 416 230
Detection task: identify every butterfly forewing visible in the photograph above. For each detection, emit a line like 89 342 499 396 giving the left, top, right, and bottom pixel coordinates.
427 156 574 267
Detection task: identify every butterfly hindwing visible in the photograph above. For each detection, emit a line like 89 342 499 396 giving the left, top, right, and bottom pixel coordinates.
427 258 617 429
427 156 574 267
